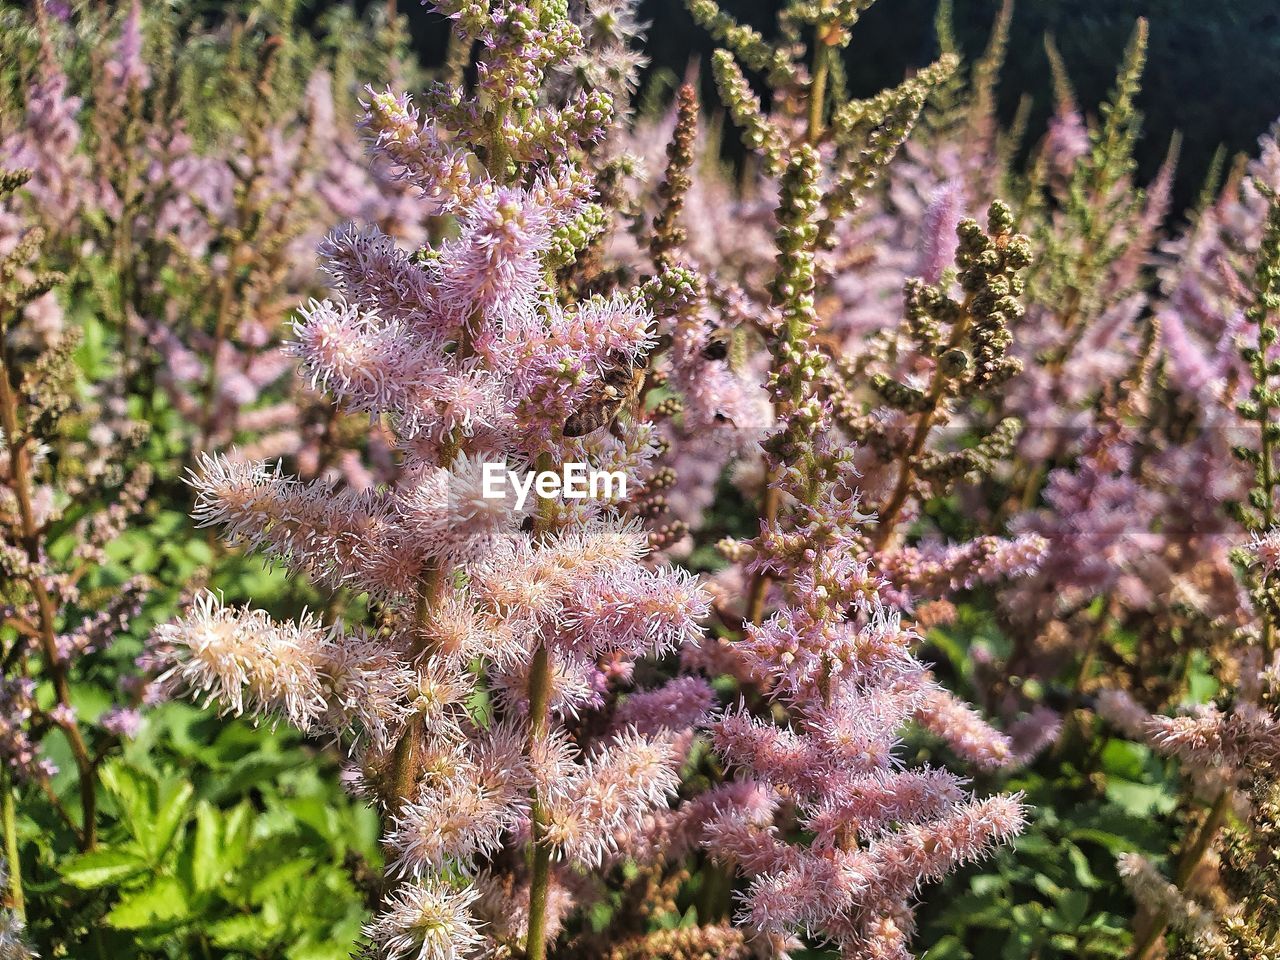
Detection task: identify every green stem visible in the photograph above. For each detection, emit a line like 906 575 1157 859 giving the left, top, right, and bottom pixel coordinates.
385 566 448 813
523 445 558 959
1259 364 1275 658
1129 902 1165 960
1175 789 1232 887
1071 599 1111 697
807 36 829 144
2 780 22 921
872 293 975 551
524 643 553 960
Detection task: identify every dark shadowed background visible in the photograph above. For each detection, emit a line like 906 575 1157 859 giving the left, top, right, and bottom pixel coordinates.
371 0 1280 214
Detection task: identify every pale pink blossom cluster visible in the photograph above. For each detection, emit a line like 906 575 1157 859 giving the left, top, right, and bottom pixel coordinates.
153 3 728 959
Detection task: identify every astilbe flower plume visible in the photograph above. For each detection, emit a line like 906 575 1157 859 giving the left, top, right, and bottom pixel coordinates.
1083 181 1280 960
672 126 1027 955
635 0 1055 758
153 3 719 958
620 2 1280 957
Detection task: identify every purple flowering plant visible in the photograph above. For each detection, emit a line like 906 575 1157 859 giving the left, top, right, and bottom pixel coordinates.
6 0 1280 958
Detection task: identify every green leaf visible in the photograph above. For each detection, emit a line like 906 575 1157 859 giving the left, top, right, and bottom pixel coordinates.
186 801 223 892
1186 656 1219 703
999 924 1037 960
209 913 279 950
1057 889 1089 929
1105 779 1177 816
588 901 613 933
221 801 253 873
284 794 341 844
1032 873 1063 899
143 777 194 861
99 761 158 841
288 941 360 960
1068 827 1141 854
969 874 1005 897
106 877 191 930
249 859 313 903
62 848 148 888
1067 843 1102 889
1099 739 1149 780
1013 833 1055 858
921 935 968 960
185 538 214 566
209 752 305 801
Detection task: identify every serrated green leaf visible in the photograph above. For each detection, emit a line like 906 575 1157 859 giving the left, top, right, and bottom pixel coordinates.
1105 779 1177 816
249 859 313 904
142 777 194 861
106 876 191 930
221 801 253 872
187 801 222 892
99 761 158 841
209 913 279 950
208 752 305 801
61 848 148 888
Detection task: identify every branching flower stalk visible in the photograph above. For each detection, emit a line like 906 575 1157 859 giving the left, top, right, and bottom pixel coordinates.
692 0 964 624
155 3 723 958
646 4 1042 956
1234 184 1280 659
0 170 96 849
687 0 1045 771
696 164 1028 956
1114 183 1280 960
866 201 1028 553
1 161 153 896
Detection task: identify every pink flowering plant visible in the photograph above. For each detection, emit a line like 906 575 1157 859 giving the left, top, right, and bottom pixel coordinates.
145 0 1035 954
153 1 722 957
8 0 1280 958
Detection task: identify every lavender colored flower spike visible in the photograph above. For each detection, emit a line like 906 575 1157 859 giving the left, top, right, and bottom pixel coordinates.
0 167 154 859
149 3 731 957
103 0 150 102
918 180 963 285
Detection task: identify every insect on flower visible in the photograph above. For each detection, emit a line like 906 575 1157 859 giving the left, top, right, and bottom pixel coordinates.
562 351 649 438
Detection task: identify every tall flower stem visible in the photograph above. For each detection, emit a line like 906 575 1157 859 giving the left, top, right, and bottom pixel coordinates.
1176 789 1233 887
807 34 829 145
0 322 96 849
1129 789 1234 960
2 777 22 920
385 565 450 815
524 642 554 960
747 146 821 624
746 36 828 626
870 298 974 552
525 450 557 960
